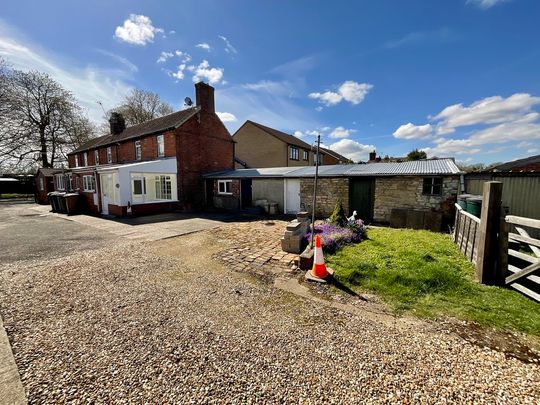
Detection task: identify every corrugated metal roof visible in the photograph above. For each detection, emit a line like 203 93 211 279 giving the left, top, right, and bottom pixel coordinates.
203 159 462 178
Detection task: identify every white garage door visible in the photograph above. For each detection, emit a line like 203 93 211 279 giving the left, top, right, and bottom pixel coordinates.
285 179 301 214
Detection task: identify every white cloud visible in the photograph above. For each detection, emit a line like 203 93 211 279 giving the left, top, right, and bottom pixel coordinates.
330 126 357 139
432 93 540 134
188 60 224 84
218 35 237 54
393 123 433 139
175 50 192 63
467 0 509 9
527 148 539 154
309 81 373 107
216 112 237 122
96 49 138 73
329 139 375 162
169 64 186 80
0 22 130 122
294 131 304 139
196 42 211 51
242 80 293 96
114 14 164 46
157 51 174 63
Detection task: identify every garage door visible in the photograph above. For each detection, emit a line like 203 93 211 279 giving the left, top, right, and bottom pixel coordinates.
285 179 301 214
349 178 374 221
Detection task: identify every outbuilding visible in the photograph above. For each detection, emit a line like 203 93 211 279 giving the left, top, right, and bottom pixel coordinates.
204 159 462 231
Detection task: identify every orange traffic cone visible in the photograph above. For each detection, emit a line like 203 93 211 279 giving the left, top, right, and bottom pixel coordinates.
305 234 334 282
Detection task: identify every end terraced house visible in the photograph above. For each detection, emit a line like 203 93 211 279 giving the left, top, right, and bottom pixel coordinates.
58 82 234 216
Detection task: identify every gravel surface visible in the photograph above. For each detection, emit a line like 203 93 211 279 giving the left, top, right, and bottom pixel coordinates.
1 228 539 403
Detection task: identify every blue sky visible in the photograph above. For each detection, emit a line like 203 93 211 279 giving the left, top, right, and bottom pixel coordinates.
1 0 540 163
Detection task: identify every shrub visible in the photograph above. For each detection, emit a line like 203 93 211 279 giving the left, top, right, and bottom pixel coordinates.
304 219 365 253
328 199 347 227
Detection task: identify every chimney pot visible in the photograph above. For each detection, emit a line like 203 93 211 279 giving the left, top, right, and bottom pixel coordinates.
109 112 126 135
195 81 215 113
369 150 377 162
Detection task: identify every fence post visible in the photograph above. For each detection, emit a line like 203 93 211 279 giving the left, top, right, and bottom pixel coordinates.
475 181 503 284
497 214 509 286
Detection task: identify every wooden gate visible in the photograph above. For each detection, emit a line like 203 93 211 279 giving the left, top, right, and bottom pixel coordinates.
453 204 480 264
502 215 540 302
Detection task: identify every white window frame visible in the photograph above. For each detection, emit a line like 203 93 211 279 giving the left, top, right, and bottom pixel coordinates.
132 177 146 196
83 175 96 192
289 146 299 160
95 150 100 166
83 152 88 167
157 134 165 157
135 140 142 161
73 176 79 190
55 174 65 191
39 177 44 191
155 175 172 200
303 150 309 161
107 147 112 164
75 155 79 167
218 179 233 195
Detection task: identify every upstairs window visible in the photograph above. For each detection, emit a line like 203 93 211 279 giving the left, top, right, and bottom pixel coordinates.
107 147 112 164
94 150 100 166
135 141 142 161
39 177 44 191
218 180 232 195
157 135 165 157
422 177 443 196
75 155 79 167
303 150 309 161
289 146 299 160
83 152 88 167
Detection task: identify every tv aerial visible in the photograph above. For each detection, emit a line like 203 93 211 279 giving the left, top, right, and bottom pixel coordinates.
184 97 193 107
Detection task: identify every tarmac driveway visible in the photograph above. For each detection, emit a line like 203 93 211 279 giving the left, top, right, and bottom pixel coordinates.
0 202 243 266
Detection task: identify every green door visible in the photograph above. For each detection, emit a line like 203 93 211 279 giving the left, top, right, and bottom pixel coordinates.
349 178 374 221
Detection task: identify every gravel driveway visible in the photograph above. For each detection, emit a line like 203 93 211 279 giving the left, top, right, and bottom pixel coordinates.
1 224 539 403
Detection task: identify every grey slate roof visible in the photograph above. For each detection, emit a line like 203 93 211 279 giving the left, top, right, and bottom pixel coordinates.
70 107 200 154
236 120 313 150
203 158 462 179
485 154 540 172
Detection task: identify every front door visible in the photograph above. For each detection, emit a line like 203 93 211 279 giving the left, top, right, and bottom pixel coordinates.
241 179 252 208
349 177 375 221
285 179 301 214
100 173 114 215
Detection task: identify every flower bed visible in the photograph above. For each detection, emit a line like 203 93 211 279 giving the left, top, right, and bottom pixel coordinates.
304 219 365 253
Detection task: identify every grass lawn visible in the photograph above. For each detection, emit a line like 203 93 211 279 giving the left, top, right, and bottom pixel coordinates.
327 227 540 336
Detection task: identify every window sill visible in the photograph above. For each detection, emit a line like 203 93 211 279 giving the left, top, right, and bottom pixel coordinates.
218 192 233 196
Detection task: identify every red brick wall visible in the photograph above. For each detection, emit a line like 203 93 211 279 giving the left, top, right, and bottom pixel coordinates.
211 179 240 210
176 111 234 208
35 173 55 204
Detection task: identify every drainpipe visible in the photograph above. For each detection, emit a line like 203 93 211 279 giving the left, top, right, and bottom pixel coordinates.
460 174 465 193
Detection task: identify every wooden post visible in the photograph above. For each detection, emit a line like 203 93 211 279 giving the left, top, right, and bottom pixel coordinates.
475 181 503 284
497 215 509 286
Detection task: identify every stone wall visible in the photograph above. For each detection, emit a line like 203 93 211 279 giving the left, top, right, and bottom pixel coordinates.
300 178 349 217
373 176 459 223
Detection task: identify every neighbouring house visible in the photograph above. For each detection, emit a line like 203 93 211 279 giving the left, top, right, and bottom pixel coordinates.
232 120 350 168
465 154 540 237
204 159 462 231
35 168 61 204
55 82 234 216
367 150 406 163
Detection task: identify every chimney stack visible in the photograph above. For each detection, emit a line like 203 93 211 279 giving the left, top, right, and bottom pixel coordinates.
109 112 126 135
195 81 215 113
369 150 377 162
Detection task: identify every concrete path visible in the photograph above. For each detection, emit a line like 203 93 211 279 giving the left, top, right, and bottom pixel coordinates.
0 317 26 404
29 204 234 242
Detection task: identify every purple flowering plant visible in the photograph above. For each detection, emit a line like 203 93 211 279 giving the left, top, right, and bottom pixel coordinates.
304 219 365 253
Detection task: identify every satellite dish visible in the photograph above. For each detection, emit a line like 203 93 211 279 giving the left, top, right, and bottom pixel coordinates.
184 97 193 106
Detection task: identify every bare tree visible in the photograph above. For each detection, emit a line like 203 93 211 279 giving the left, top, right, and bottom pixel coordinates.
0 68 94 171
109 88 174 127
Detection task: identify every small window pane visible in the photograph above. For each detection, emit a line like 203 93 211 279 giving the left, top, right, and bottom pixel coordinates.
133 179 143 195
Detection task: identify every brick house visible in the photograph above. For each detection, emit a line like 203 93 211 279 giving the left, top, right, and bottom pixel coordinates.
35 168 61 204
232 120 351 168
204 159 462 231
59 82 234 216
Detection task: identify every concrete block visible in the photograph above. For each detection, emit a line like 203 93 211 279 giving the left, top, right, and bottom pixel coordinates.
286 221 302 232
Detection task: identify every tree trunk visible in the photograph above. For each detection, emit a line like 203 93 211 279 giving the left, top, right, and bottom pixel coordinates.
39 126 50 167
